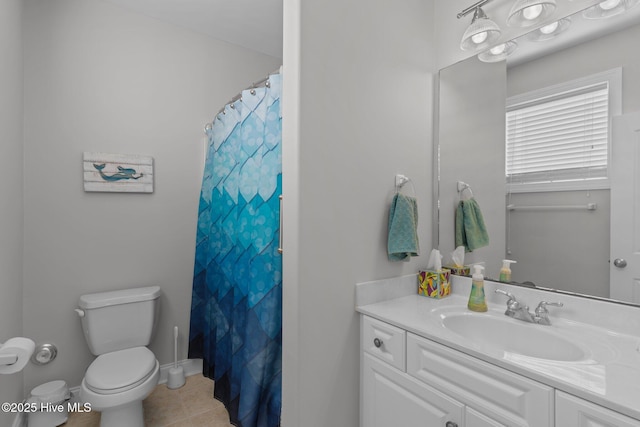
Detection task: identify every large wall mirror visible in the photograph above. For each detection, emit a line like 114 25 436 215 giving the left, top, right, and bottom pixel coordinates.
435 3 640 305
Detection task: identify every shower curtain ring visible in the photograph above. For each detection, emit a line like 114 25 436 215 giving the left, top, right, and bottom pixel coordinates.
250 89 256 95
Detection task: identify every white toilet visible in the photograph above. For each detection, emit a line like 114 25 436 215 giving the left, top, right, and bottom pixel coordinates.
76 286 162 427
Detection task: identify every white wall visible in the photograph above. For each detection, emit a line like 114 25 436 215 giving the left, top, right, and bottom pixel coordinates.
508 23 640 114
281 0 436 425
0 0 24 423
22 0 281 391
507 190 610 296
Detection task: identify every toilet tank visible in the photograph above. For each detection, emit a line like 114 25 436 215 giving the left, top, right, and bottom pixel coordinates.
77 286 161 355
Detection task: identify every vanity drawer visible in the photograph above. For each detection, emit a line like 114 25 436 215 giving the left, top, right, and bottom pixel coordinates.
361 316 406 371
407 333 554 427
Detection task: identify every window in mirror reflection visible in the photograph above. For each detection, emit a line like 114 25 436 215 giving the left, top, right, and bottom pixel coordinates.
503 69 621 298
505 68 621 193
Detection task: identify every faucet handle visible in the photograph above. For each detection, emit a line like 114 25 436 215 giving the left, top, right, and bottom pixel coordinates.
495 288 515 300
495 289 518 305
535 301 563 315
495 289 525 311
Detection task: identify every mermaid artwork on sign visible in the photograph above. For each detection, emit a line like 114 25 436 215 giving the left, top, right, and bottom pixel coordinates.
93 163 144 181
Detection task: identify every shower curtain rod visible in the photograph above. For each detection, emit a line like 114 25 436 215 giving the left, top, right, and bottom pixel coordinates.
209 68 282 123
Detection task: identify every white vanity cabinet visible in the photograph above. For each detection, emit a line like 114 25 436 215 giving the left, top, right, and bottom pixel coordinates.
556 391 640 427
362 354 464 427
357 277 640 426
362 316 464 426
361 315 554 427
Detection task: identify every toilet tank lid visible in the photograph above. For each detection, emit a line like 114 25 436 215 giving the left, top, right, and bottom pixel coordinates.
79 286 161 309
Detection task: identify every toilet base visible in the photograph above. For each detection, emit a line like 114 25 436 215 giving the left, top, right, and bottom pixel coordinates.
100 401 143 427
80 358 159 427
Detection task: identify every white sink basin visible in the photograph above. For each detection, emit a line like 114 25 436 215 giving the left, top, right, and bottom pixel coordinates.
441 312 587 361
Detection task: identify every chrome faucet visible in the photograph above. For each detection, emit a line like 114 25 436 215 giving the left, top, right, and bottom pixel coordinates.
534 301 564 325
495 289 535 322
495 289 563 325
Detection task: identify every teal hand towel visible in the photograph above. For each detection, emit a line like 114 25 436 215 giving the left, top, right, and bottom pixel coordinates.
388 194 420 262
455 198 489 252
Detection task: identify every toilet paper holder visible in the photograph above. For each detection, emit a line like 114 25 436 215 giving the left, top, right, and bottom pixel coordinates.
0 341 57 367
31 343 57 365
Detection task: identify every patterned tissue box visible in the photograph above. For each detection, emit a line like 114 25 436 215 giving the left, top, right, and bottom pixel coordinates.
418 269 451 299
445 265 471 276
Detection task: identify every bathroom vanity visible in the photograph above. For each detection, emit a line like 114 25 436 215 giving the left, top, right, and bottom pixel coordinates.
356 275 640 427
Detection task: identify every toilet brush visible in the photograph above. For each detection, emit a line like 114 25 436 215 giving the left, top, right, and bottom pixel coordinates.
167 326 186 389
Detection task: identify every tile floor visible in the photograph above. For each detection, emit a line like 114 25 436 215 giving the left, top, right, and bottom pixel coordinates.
63 374 233 427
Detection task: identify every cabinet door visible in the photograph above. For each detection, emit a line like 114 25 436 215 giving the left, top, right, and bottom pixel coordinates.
556 391 640 427
362 353 463 427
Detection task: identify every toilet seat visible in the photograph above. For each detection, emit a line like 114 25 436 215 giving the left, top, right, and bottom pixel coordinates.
85 347 156 395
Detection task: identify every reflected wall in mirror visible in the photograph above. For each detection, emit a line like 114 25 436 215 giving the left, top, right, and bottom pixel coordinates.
438 58 506 278
436 4 640 304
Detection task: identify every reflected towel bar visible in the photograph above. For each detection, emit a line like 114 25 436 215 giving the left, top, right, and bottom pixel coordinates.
507 203 597 211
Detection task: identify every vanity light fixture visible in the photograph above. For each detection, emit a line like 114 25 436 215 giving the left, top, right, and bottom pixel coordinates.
478 40 518 62
458 0 502 51
507 0 557 27
527 17 572 41
582 0 639 19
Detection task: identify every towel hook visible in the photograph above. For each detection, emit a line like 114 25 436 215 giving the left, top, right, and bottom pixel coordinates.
395 174 416 196
457 181 474 200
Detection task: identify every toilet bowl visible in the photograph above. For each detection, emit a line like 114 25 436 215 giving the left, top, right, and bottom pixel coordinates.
76 286 161 427
80 349 159 426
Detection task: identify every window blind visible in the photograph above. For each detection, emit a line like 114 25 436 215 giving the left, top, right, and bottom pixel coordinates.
506 82 609 189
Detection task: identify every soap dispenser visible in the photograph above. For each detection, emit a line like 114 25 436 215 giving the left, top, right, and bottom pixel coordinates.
468 265 488 312
499 260 517 283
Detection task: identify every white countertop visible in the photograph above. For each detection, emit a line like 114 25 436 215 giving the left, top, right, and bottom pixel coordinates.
356 275 640 420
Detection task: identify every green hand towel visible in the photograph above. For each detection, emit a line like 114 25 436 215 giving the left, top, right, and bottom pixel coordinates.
455 198 489 252
388 194 420 262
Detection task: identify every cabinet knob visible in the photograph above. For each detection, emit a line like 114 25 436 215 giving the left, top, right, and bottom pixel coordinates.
373 338 383 348
445 422 458 427
614 258 627 268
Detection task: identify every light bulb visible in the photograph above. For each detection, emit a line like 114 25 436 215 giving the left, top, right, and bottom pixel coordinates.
539 21 559 34
490 44 506 55
471 31 488 44
522 4 543 20
599 0 621 10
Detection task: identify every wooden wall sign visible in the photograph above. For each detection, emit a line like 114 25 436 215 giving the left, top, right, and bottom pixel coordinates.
83 152 154 193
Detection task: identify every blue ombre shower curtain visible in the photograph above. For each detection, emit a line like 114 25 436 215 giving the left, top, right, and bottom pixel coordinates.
189 73 282 427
